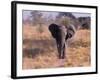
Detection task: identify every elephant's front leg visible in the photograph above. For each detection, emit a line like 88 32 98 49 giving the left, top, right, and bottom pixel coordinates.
60 41 66 59
57 36 66 59
56 40 62 59
62 43 66 59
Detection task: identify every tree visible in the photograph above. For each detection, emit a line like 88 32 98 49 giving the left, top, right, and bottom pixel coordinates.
46 15 55 25
55 12 73 26
30 11 45 33
78 17 91 29
55 12 79 29
31 11 44 26
57 12 76 19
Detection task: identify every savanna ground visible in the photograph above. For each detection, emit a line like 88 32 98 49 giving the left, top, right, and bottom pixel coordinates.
22 24 91 69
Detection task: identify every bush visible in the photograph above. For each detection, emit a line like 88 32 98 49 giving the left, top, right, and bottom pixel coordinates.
57 16 72 26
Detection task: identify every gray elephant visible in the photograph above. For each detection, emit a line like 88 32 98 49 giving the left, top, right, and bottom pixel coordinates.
49 23 76 59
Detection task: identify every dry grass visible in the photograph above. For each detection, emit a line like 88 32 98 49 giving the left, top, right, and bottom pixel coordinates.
22 24 91 69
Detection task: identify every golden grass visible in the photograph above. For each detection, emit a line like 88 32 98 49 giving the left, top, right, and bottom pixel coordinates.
23 24 51 40
22 25 91 69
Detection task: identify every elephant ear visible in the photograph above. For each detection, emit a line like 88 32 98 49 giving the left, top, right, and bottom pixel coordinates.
49 24 60 38
65 24 76 40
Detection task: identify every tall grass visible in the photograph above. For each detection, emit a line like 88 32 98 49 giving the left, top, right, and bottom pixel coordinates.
22 25 91 69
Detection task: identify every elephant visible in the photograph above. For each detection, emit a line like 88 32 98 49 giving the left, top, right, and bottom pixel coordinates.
49 23 76 59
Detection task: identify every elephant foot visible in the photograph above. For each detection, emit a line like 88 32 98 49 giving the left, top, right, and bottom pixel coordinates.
58 55 65 59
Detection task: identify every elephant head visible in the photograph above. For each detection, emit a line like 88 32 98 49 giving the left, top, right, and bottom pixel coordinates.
49 23 76 59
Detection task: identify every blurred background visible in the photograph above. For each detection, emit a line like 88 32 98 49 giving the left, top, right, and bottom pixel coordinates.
22 10 91 69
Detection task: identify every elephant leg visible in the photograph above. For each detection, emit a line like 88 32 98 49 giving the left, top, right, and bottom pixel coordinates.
56 40 62 59
58 37 66 59
56 43 60 57
59 44 64 59
62 43 66 59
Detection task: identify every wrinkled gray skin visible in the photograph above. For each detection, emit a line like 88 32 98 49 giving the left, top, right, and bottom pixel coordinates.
49 23 76 59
